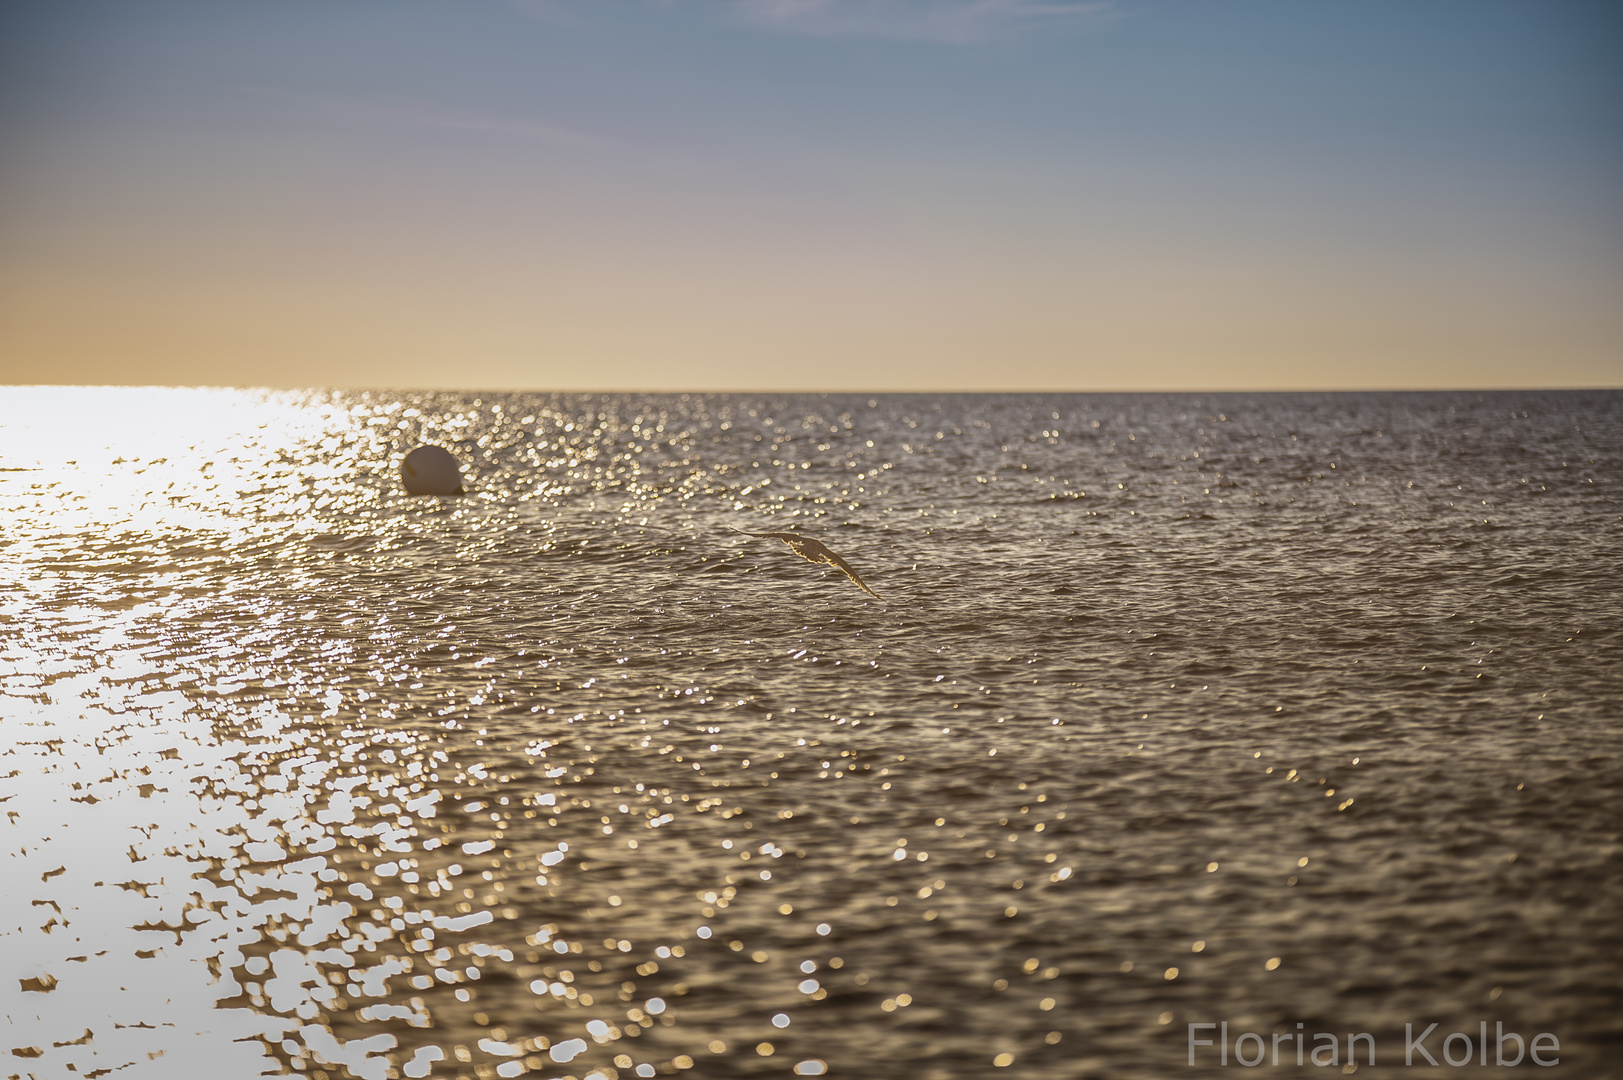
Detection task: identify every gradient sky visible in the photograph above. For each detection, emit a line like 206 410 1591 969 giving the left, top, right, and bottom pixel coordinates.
2 0 1620 391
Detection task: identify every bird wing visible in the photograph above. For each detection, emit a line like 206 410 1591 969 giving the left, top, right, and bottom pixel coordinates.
787 537 884 601
728 527 792 540
729 527 884 601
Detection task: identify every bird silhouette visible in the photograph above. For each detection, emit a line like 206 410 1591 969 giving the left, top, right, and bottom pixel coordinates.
730 527 884 601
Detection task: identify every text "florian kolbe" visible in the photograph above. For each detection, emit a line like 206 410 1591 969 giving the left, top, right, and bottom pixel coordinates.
1187 1022 1560 1067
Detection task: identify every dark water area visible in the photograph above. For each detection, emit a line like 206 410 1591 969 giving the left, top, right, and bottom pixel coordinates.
2 388 1620 1079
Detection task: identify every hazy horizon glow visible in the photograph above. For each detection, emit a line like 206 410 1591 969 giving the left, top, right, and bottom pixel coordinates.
2 0 1620 391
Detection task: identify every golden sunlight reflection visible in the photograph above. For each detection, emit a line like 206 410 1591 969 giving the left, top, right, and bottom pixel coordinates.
4 389 1620 1077
0 387 370 558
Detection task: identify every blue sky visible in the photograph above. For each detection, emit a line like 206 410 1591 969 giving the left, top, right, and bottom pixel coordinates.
2 0 1619 389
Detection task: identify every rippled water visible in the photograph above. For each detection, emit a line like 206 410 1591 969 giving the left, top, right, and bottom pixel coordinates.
3 387 1620 1079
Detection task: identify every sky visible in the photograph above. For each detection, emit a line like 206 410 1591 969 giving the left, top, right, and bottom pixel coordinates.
1 0 1620 392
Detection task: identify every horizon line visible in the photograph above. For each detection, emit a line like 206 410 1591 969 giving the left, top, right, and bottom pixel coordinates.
4 383 1620 396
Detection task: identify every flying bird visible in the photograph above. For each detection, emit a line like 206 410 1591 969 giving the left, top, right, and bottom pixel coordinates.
730 527 885 601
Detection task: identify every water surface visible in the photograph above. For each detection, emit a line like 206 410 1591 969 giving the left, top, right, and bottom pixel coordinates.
3 388 1620 1078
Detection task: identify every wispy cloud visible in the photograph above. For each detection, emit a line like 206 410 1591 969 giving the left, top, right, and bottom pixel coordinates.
397 104 610 147
730 0 1119 44
504 0 589 27
502 0 1117 45
238 86 611 149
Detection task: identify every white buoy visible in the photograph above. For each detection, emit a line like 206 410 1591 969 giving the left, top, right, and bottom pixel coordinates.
400 445 465 496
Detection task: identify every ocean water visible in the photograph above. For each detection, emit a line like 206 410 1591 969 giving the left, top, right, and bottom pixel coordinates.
2 387 1620 1080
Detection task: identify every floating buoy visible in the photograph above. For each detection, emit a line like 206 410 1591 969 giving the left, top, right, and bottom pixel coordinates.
400 445 465 496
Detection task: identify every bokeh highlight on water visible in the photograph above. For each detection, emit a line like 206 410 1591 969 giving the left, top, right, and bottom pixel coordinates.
2 387 1620 1079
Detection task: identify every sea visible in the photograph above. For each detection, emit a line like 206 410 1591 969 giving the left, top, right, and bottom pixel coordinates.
2 387 1620 1079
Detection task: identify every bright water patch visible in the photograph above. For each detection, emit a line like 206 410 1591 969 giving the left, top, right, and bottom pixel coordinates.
2 388 1620 1078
